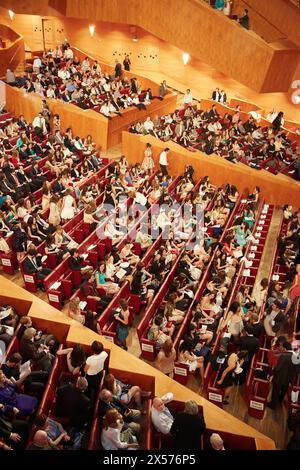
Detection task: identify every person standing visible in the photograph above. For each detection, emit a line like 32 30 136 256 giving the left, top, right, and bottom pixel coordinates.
268 342 299 410
159 80 168 99
123 54 131 71
115 59 122 79
182 89 193 108
159 147 169 175
238 9 250 29
156 339 177 376
115 299 130 351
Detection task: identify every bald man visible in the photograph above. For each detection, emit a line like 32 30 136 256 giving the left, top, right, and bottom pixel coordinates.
204 432 225 450
150 393 174 434
28 430 53 450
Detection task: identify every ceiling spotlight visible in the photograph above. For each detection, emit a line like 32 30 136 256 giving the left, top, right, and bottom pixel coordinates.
132 35 138 42
89 24 95 37
182 52 190 65
8 10 14 20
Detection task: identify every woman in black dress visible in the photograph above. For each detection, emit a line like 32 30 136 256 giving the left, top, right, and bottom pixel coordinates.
216 350 247 404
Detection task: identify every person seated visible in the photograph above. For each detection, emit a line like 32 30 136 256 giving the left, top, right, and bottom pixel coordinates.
28 429 65 450
55 377 91 431
22 247 52 282
33 414 71 448
103 373 151 412
101 409 139 450
0 369 38 418
56 344 86 375
170 400 206 450
150 393 174 434
1 352 48 400
98 389 141 437
19 327 54 373
204 432 225 450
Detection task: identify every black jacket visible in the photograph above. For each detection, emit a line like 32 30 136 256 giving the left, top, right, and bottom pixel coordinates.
272 351 299 386
56 383 90 429
170 412 206 450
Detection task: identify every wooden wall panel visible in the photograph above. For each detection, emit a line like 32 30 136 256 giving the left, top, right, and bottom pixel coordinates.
240 0 300 48
232 0 286 43
5 85 176 150
122 131 300 208
1 0 299 92
0 275 276 449
0 35 24 77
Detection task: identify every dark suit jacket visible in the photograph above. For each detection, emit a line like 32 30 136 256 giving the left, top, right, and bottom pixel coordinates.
170 412 206 451
69 256 84 271
248 322 264 339
56 383 90 429
235 335 259 357
0 408 13 439
23 255 41 274
19 337 45 364
272 352 299 386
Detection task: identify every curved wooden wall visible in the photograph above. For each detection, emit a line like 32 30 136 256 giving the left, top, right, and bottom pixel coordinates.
0 25 24 77
1 0 299 92
122 131 300 207
0 275 276 449
239 0 300 48
5 83 177 150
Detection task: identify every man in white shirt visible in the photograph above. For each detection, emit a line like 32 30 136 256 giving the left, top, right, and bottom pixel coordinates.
159 147 169 175
46 85 56 99
100 101 111 118
143 117 154 133
33 57 42 73
151 393 174 434
64 47 74 60
32 112 47 138
183 89 193 108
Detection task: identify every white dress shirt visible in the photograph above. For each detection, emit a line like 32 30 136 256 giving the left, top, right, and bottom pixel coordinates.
151 405 174 434
159 150 168 166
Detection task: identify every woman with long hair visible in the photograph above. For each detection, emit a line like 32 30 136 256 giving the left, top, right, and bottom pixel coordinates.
57 343 86 375
156 338 176 376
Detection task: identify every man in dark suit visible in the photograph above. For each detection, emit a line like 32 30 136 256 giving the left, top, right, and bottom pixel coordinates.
207 104 219 120
56 377 91 430
16 165 36 193
23 247 52 281
0 405 29 449
52 176 66 194
268 342 299 410
27 163 45 188
247 313 264 339
235 327 259 381
114 59 122 79
211 88 220 102
219 89 227 103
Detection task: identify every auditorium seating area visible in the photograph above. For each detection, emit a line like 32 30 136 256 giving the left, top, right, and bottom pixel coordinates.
1 3 300 453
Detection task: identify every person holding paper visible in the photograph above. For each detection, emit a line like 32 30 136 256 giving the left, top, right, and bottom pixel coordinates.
1 353 48 400
0 370 38 418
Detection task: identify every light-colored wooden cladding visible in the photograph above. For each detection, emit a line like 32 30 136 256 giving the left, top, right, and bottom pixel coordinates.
0 25 24 77
239 0 300 48
0 0 299 92
232 0 287 44
5 84 177 150
0 0 50 16
0 275 276 449
63 0 300 93
122 131 300 208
